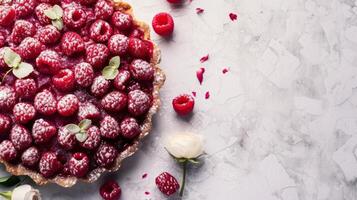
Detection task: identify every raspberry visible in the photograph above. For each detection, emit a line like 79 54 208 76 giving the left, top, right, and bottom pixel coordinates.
63 7 87 29
21 147 40 167
100 116 120 139
57 127 77 150
130 59 155 81
13 0 36 18
95 143 118 167
57 94 79 117
167 0 181 3
94 0 114 20
37 25 61 45
0 32 5 48
37 0 59 4
34 90 57 116
108 34 129 56
10 20 36 44
36 50 61 75
10 124 32 151
35 3 52 25
32 118 57 144
152 12 175 36
69 152 89 177
90 20 113 43
172 94 194 116
129 28 144 39
120 117 140 139
100 180 121 200
39 152 63 178
17 37 42 60
90 75 110 97
79 126 101 150
111 11 133 32
114 70 131 91
14 79 37 100
78 102 100 121
74 62 95 87
0 86 17 111
85 43 109 70
52 69 75 92
61 32 85 56
0 6 16 26
0 140 17 162
155 172 180 196
13 103 36 124
77 0 97 5
128 38 151 60
128 90 151 116
0 114 11 135
101 91 127 112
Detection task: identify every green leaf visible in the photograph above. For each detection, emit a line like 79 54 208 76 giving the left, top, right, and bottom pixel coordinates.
75 133 88 142
44 8 58 20
109 56 120 67
64 124 80 134
0 176 20 187
0 191 11 200
78 119 92 131
102 65 119 80
52 5 63 18
4 48 21 68
52 19 63 30
12 62 34 79
175 158 188 163
188 159 200 164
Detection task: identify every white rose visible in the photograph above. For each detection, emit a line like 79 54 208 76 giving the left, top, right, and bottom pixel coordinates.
165 132 204 159
11 185 41 200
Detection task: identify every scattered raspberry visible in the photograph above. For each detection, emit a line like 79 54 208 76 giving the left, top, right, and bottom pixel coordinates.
130 59 154 81
13 0 36 18
91 75 110 97
0 114 11 135
57 94 79 117
128 38 150 60
222 68 229 74
69 152 89 177
94 0 114 20
10 20 36 44
152 12 174 36
37 25 61 45
77 102 100 121
17 37 42 60
100 180 121 200
10 124 32 151
0 140 17 162
39 152 63 178
229 13 238 21
101 91 127 112
196 67 205 85
120 117 140 139
0 86 17 111
74 62 95 87
172 94 195 116
35 3 52 25
79 126 101 150
95 143 118 167
63 7 87 29
36 50 61 75
200 54 209 63
32 118 57 144
57 126 77 150
114 70 131 91
155 172 180 196
100 115 120 139
111 11 133 31
0 6 16 26
85 43 109 70
205 91 210 99
34 90 57 116
21 147 40 167
61 32 85 56
90 20 113 43
52 69 75 92
128 90 151 116
196 8 204 14
108 34 129 56
13 103 36 124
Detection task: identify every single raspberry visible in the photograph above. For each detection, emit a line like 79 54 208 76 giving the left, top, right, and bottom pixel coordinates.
21 147 40 167
101 91 127 112
0 6 16 26
100 180 121 200
94 0 114 20
95 143 118 167
57 94 79 117
114 70 131 91
10 20 36 44
13 103 36 124
69 152 89 177
38 0 59 4
61 32 85 56
36 50 61 75
0 48 6 69
78 102 100 121
13 0 36 18
129 28 144 39
128 90 151 116
108 34 129 56
89 20 113 43
111 11 133 32
130 59 154 81
77 0 97 5
14 79 36 101
0 140 17 162
34 90 57 116
63 7 87 29
17 37 42 60
10 124 32 151
35 3 52 25
152 12 175 36
57 127 77 150
37 25 61 45
39 152 63 178
85 43 109 70
172 94 195 116
100 116 120 139
52 69 75 92
32 118 57 144
0 32 5 48
120 117 140 139
0 86 17 111
79 126 101 150
74 62 95 87
90 75 110 97
0 114 11 135
155 172 180 196
128 38 151 60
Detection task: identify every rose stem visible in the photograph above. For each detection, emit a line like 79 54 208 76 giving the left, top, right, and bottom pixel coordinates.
179 160 188 197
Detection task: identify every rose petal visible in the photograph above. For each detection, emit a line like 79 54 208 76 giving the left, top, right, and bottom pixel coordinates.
196 67 205 85
222 68 229 74
200 54 209 63
229 13 238 21
205 91 210 99
196 8 204 14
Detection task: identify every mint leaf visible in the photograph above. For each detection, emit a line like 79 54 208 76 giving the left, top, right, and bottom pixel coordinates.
52 19 63 30
109 56 120 68
4 48 21 68
75 132 88 142
78 119 92 131
65 124 80 134
12 62 34 79
0 191 11 200
52 5 63 18
102 65 119 80
0 176 20 187
44 8 58 20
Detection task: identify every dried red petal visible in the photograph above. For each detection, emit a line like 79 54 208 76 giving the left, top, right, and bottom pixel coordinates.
196 67 205 85
142 173 148 179
222 68 229 74
229 13 238 21
196 8 204 14
200 54 209 63
192 91 196 97
145 191 150 195
205 91 210 99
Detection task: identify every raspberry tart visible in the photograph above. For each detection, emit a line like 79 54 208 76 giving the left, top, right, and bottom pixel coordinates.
0 0 164 187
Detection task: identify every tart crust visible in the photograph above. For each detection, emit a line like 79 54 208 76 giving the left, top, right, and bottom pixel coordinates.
0 0 165 187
